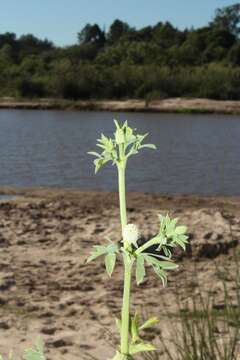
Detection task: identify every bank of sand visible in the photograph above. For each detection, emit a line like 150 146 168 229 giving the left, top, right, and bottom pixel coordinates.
1 97 240 114
0 188 239 359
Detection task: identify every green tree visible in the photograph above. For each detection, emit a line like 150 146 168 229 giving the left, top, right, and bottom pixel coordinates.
108 19 131 44
77 24 105 46
211 3 240 36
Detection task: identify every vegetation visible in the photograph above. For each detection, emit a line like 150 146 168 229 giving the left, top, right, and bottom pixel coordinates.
88 121 188 359
0 337 45 360
0 4 240 101
144 255 240 360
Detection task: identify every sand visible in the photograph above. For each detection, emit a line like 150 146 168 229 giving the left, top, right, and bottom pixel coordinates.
1 97 240 114
0 188 239 359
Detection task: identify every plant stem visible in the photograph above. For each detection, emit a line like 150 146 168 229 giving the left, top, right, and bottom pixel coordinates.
135 236 159 255
117 144 132 357
121 254 133 356
118 159 127 233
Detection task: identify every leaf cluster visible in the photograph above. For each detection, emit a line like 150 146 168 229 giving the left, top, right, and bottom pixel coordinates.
87 214 188 286
116 314 158 355
87 242 119 276
134 214 188 286
88 120 156 173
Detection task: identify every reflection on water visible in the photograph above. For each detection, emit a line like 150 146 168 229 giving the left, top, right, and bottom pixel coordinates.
0 110 239 195
0 195 18 201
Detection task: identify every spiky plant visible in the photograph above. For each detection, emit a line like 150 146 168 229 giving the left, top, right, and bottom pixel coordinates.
88 120 188 360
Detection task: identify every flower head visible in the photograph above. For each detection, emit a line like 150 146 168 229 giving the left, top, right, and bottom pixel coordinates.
123 224 140 247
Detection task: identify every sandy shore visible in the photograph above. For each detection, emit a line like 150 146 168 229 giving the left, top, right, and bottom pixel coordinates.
1 97 240 114
0 188 239 359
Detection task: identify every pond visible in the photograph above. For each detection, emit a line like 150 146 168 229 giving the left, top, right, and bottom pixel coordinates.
0 109 239 195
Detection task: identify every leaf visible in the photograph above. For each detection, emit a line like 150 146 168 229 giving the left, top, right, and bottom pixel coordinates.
105 253 116 277
156 261 178 270
88 151 101 158
145 255 177 270
110 351 126 360
154 267 167 286
139 144 157 150
139 317 159 330
24 337 45 360
130 314 140 343
129 342 156 355
114 119 121 129
115 128 125 144
175 225 187 235
87 243 118 263
8 353 13 360
136 254 145 285
35 337 44 354
94 158 108 173
87 245 109 263
144 255 161 267
115 317 122 334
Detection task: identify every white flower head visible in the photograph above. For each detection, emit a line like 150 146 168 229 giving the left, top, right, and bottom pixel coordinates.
123 223 140 247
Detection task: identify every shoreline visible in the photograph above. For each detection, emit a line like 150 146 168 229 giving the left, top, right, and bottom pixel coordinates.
1 97 240 114
0 186 239 211
0 185 239 358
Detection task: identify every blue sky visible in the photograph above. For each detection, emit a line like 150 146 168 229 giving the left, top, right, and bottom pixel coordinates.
0 0 236 46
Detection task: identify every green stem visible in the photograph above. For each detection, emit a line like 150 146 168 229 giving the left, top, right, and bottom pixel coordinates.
121 254 132 356
117 145 132 357
135 236 159 255
118 159 127 233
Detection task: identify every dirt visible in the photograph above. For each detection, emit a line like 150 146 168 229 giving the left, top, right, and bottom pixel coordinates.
1 97 240 114
0 188 239 359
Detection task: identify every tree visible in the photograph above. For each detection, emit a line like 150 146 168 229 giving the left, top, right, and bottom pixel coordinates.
211 3 240 36
0 44 14 64
228 43 240 65
77 24 105 46
153 22 182 48
0 32 17 48
108 19 131 44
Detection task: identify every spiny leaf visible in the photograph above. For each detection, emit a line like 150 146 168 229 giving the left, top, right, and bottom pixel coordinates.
129 342 156 355
154 267 167 286
115 317 122 334
87 245 109 263
130 313 140 343
139 317 159 330
88 151 101 158
175 225 188 235
87 243 118 263
139 144 157 150
136 254 145 285
105 253 116 277
145 255 177 270
156 261 178 270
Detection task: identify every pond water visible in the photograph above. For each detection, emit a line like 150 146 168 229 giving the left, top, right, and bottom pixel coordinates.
0 109 239 195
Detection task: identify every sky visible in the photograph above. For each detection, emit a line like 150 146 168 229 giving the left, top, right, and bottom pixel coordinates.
0 0 237 46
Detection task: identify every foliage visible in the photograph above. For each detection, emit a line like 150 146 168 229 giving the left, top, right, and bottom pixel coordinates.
0 4 240 100
211 3 240 36
0 338 45 360
146 254 240 360
88 120 156 174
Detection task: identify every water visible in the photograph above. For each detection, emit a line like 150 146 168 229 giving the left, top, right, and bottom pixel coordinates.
0 109 239 195
0 195 18 201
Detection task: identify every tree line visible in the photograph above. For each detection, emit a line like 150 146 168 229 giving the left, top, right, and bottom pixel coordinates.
1 3 240 101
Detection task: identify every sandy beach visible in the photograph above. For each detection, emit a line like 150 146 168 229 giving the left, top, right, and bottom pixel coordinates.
0 188 239 359
1 98 240 114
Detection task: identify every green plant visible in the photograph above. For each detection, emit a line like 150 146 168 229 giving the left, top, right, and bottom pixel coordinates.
88 120 189 360
154 254 240 360
0 338 45 360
